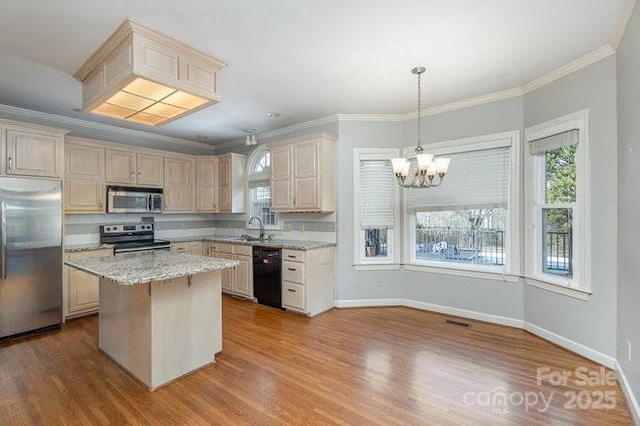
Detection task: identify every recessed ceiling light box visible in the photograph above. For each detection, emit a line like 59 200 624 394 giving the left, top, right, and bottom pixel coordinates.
74 19 226 126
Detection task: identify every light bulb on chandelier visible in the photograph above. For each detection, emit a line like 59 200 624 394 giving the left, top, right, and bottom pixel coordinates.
390 67 451 188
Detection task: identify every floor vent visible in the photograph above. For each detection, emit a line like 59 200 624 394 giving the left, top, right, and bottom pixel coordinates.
445 319 471 328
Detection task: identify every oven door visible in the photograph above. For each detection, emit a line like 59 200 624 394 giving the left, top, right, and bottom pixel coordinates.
107 187 162 213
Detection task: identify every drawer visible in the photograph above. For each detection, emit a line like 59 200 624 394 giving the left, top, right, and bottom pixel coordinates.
204 244 218 257
282 249 305 263
218 243 233 254
171 242 188 252
283 281 305 310
283 261 305 284
233 244 253 256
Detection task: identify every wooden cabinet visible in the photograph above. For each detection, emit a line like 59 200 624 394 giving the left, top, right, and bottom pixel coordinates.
163 156 194 212
64 248 112 319
218 153 246 213
281 247 335 316
270 132 335 212
218 243 252 298
106 149 163 186
170 242 188 252
195 157 219 212
1 120 67 178
65 139 105 213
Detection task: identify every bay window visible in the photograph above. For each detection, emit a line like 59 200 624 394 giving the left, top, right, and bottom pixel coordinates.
405 132 520 275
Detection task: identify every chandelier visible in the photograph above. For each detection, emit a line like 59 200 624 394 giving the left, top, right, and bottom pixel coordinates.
391 67 450 188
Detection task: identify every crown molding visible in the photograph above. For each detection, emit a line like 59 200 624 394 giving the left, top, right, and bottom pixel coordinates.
0 103 216 152
610 0 637 50
521 45 616 94
336 113 405 122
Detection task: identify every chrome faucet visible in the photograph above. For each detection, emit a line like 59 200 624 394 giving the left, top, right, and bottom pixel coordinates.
248 216 264 241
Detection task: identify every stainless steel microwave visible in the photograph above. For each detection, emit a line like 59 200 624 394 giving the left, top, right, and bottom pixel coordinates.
107 186 163 213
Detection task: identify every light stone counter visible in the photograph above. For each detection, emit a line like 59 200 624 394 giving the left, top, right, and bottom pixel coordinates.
65 251 238 285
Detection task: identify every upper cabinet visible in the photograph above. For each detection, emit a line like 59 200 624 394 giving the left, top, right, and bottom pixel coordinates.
106 149 163 187
163 155 194 212
270 132 336 213
218 153 246 213
195 156 219 212
65 138 105 213
1 120 67 179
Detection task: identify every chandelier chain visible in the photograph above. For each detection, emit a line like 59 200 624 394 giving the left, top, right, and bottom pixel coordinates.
417 70 421 149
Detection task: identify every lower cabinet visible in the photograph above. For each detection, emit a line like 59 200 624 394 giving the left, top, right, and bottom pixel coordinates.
218 243 253 298
282 247 335 316
170 241 203 255
64 248 112 319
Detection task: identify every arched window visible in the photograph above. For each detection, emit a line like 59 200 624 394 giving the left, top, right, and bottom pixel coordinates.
246 147 279 229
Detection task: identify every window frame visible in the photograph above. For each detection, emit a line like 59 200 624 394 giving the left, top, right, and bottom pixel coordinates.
524 109 591 298
353 148 401 269
402 131 521 277
246 146 281 231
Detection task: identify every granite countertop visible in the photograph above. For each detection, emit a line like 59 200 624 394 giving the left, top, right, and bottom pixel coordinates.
65 251 238 286
169 235 336 250
65 243 113 253
65 236 336 253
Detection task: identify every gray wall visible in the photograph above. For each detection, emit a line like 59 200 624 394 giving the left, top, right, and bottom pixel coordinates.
617 1 640 407
523 56 618 357
335 97 525 321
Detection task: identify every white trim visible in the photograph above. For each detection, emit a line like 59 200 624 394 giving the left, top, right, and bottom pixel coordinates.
525 277 592 301
0 103 216 152
336 113 406 122
615 360 640 425
521 45 616 94
353 264 401 271
404 264 521 283
524 322 616 369
334 298 617 368
610 0 638 50
334 298 523 328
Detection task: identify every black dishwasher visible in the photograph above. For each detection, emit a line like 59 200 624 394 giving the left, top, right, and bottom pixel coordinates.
252 247 283 309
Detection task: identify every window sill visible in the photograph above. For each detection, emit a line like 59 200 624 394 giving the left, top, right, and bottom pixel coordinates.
525 276 592 301
403 263 520 283
353 263 401 271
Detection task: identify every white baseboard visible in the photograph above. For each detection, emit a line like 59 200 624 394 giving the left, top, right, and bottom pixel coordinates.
334 298 522 328
523 322 616 369
334 298 611 366
616 360 640 425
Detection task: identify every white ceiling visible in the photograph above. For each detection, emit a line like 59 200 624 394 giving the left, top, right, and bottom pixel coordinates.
0 0 629 146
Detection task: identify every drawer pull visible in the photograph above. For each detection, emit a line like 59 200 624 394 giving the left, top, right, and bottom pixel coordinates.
287 268 296 271
287 289 296 292
287 255 296 258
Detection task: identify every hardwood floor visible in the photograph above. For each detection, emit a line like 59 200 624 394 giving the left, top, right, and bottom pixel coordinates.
0 296 633 425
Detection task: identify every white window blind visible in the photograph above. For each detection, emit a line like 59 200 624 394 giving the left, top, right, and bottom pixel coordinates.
407 147 510 212
359 159 395 229
529 129 579 154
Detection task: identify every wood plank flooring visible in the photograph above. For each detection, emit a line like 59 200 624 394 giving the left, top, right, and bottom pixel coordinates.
0 296 633 425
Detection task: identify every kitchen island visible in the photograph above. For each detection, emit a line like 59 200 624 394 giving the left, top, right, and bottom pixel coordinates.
65 251 238 391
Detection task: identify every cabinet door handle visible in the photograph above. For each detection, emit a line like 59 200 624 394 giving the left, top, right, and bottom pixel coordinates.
7 157 12 171
287 268 296 271
287 288 296 293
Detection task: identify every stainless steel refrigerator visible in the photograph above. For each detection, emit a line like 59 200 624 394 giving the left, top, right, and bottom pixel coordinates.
0 177 62 340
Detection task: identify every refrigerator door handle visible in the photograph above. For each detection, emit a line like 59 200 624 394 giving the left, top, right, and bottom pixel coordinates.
0 199 6 280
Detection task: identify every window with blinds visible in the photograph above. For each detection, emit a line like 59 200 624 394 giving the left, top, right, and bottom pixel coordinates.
354 149 398 265
407 136 516 272
408 147 510 212
359 159 395 229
